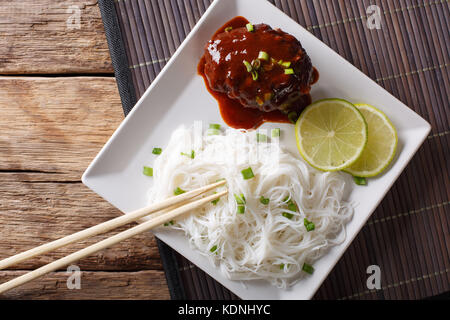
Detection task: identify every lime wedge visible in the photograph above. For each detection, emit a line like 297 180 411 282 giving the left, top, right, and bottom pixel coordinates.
295 99 368 171
345 104 397 177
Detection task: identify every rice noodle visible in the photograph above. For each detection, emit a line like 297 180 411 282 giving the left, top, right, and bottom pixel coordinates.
147 124 354 288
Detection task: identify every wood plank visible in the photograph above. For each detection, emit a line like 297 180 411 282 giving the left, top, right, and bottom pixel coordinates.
0 76 123 179
0 77 164 271
0 1 113 74
0 270 170 300
0 176 163 271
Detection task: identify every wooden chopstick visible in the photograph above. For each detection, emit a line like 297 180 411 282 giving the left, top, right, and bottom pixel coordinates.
0 179 226 271
0 188 228 294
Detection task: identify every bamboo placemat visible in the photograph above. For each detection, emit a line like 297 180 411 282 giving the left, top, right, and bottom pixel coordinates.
99 0 449 300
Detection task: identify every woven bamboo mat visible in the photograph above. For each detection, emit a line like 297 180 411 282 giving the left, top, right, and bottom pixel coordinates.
101 0 449 300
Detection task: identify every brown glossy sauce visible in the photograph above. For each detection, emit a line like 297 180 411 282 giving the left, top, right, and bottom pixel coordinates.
198 16 319 129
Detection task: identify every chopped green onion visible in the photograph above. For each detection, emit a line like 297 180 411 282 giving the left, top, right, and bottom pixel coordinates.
288 202 297 212
283 196 290 203
302 263 314 274
271 128 281 138
164 220 175 227
241 167 255 180
304 218 315 232
281 61 291 68
251 70 259 81
354 176 367 185
260 196 270 205
251 59 261 70
285 68 294 75
282 212 294 219
211 192 220 205
246 23 254 32
207 128 221 136
224 26 233 32
143 166 153 177
243 60 252 72
256 133 268 142
237 205 246 214
278 59 283 65
258 51 269 61
209 123 221 130
288 111 298 124
180 150 195 159
210 245 218 253
279 263 285 270
234 193 246 205
152 148 162 155
174 187 186 195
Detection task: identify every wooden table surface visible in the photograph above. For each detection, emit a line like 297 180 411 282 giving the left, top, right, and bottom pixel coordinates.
0 0 170 299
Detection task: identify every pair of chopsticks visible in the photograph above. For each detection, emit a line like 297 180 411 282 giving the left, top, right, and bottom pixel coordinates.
0 180 227 294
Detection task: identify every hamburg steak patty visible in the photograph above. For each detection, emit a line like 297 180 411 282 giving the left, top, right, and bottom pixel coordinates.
202 23 314 113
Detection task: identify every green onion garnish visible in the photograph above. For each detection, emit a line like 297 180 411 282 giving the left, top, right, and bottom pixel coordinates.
211 192 220 205
260 196 270 205
237 205 245 214
354 176 367 185
207 128 221 136
282 212 294 219
258 51 269 61
285 68 294 75
271 128 281 138
279 263 285 270
152 148 162 155
234 193 246 205
224 26 233 32
241 167 255 180
243 60 252 72
164 220 175 227
174 187 186 195
210 245 218 253
288 202 297 212
251 70 259 81
281 61 291 68
181 150 195 159
246 23 254 32
288 111 298 124
251 59 261 70
209 123 221 130
302 263 314 274
304 218 315 232
143 166 153 177
256 133 268 142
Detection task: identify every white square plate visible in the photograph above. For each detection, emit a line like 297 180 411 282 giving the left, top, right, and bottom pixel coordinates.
82 0 431 299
